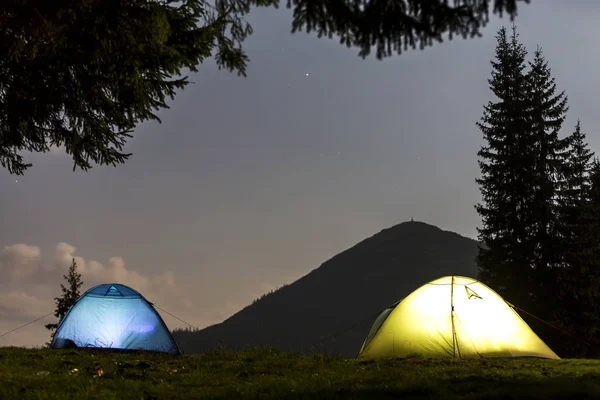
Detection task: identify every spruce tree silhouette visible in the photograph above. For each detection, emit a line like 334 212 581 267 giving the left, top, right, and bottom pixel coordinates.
45 258 83 345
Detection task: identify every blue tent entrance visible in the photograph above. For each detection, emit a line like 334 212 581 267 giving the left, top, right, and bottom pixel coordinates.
50 283 180 354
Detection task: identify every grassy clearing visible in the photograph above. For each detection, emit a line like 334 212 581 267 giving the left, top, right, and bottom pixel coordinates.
1 347 600 399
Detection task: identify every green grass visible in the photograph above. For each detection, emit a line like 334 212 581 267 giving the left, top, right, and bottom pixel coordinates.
1 347 600 399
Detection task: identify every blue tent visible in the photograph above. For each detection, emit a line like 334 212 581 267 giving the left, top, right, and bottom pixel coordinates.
50 283 180 354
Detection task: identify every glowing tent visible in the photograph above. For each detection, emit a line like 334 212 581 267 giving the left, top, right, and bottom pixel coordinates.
50 283 180 354
358 276 559 360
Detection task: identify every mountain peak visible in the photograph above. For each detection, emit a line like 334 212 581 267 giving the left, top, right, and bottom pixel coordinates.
173 221 480 356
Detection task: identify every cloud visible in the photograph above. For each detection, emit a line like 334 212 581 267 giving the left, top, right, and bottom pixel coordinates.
52 243 179 305
0 244 41 282
0 291 54 320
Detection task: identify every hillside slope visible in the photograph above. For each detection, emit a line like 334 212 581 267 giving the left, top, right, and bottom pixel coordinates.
173 220 480 357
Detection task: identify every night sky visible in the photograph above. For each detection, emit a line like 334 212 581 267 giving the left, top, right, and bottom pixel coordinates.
1 1 599 347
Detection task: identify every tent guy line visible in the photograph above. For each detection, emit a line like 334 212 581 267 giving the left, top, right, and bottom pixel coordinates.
153 304 197 330
309 280 596 358
0 312 54 339
311 309 383 350
2 278 597 357
0 292 591 354
513 305 597 349
0 306 194 340
0 297 195 342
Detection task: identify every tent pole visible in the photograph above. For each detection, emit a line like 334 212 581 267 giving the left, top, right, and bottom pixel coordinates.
451 275 457 358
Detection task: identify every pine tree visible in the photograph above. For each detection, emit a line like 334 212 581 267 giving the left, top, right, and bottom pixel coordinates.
556 120 594 263
556 151 600 357
44 258 83 343
575 158 600 357
523 46 570 320
475 25 537 311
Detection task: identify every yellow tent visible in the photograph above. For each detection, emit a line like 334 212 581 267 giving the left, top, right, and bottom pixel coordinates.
358 276 559 360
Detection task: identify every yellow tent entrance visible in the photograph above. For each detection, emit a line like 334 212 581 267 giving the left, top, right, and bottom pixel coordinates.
358 276 559 360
